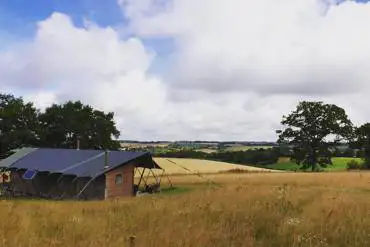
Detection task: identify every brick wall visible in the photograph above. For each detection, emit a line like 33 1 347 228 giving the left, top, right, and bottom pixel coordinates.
105 163 134 199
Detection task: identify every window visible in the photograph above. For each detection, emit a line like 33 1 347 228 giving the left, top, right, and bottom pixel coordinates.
115 174 123 184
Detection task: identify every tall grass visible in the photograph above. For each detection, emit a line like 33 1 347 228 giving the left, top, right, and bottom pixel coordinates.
1 172 370 246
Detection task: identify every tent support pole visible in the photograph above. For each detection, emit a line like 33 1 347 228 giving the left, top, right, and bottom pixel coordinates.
76 177 96 200
142 170 151 186
137 168 146 189
160 169 173 189
52 175 70 200
150 169 160 184
59 176 79 200
43 173 65 199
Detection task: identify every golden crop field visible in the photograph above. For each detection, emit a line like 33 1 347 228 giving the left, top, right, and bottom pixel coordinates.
152 157 276 175
1 172 370 247
134 158 277 187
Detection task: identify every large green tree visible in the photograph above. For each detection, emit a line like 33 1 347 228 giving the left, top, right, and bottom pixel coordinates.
38 101 121 150
277 101 353 171
353 123 370 168
0 94 40 158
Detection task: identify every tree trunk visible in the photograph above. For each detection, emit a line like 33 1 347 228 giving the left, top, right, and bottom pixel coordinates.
311 148 317 172
365 139 370 169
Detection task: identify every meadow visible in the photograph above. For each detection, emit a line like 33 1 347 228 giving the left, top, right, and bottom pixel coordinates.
194 145 273 153
223 145 273 152
1 171 370 246
263 157 361 172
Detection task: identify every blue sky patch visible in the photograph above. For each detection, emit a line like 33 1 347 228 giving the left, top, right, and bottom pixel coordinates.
0 0 123 38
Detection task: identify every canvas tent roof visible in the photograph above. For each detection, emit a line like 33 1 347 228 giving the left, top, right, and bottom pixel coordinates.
0 148 162 178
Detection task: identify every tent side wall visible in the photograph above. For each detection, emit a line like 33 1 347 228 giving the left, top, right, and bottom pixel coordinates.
8 171 58 197
105 163 134 199
4 171 106 200
7 171 76 199
76 175 106 200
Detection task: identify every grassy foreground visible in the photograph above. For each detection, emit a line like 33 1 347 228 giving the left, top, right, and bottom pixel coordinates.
1 172 370 246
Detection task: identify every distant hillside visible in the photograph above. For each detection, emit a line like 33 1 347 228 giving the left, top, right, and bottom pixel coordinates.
119 140 277 146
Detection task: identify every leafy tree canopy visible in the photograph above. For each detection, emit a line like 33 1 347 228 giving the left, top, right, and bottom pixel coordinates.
0 94 122 159
277 101 353 171
0 94 40 158
38 101 121 150
353 123 370 168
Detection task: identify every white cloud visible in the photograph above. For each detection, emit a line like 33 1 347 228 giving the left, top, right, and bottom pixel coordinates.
2 0 370 141
119 0 370 138
23 91 58 111
120 0 370 95
0 13 169 140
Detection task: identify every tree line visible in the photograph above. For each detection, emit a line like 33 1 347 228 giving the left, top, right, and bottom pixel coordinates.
153 148 280 166
2 93 370 172
0 93 121 158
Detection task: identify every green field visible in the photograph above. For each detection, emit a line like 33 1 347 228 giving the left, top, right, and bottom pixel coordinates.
195 148 218 153
263 157 362 172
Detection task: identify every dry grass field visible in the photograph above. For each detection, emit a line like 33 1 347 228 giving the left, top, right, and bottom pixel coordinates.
1 172 370 246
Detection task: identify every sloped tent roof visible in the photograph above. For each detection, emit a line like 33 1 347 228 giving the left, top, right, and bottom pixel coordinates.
0 148 162 178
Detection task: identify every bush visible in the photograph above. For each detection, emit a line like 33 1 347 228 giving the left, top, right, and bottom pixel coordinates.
346 159 363 170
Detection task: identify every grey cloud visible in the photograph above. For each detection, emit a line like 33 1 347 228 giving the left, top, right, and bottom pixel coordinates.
167 61 365 97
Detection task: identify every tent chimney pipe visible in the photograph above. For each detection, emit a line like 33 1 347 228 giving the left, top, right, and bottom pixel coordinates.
76 137 80 150
105 150 108 167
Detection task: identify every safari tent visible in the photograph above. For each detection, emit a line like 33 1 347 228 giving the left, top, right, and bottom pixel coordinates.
0 147 168 200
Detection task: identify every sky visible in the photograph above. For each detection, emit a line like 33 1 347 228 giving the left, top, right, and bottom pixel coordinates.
1 0 370 141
